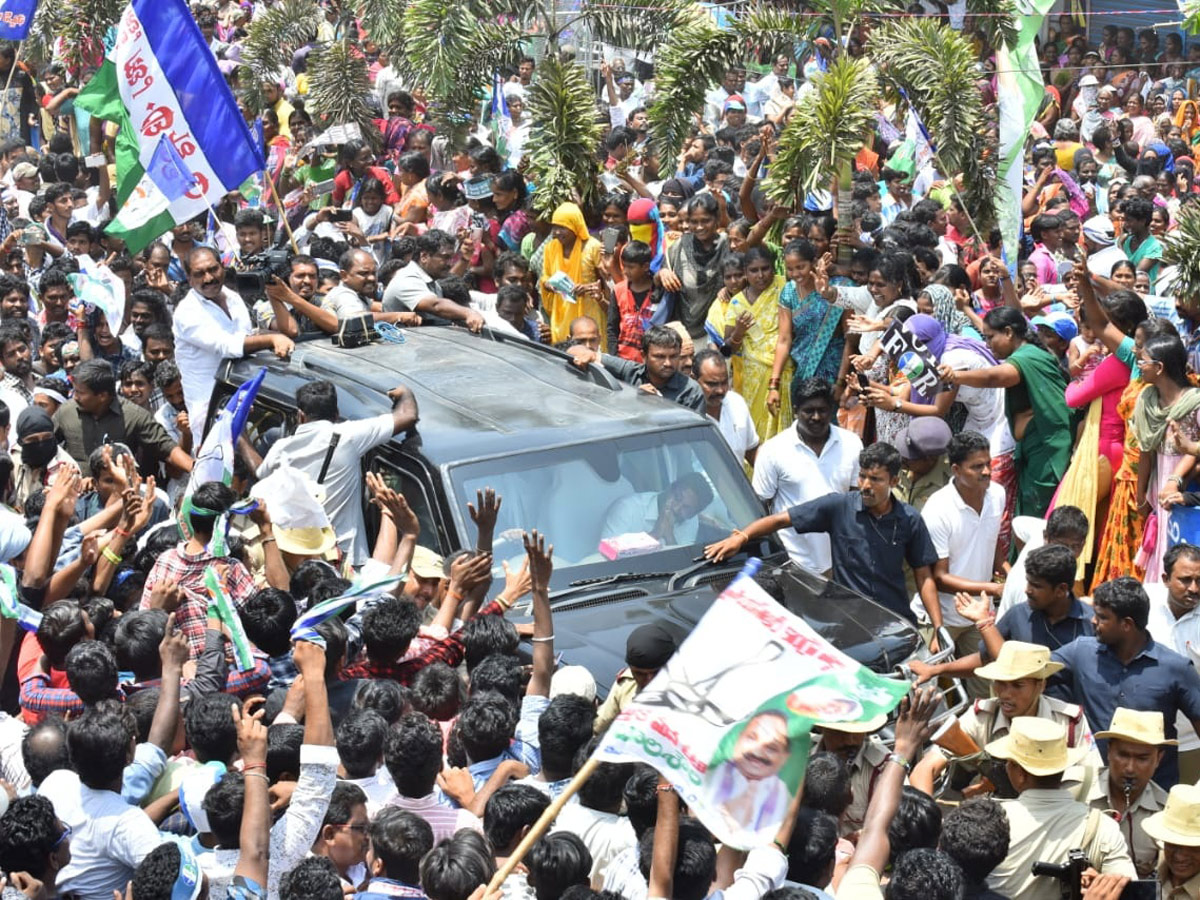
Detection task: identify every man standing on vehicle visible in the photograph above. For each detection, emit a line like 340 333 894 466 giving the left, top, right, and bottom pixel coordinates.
566 325 706 413
243 379 419 568
174 247 293 443
748 377 862 575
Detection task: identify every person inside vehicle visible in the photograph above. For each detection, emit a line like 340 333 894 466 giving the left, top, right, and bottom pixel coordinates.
567 324 706 412
601 471 713 549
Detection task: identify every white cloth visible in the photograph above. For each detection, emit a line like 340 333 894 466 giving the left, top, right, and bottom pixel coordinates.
1086 245 1129 281
713 391 759 462
602 845 647 900
602 491 699 547
345 769 395 816
918 481 1007 626
752 425 862 573
1145 583 1200 752
173 286 253 440
552 804 637 889
41 774 165 900
258 414 395 565
940 347 1015 458
995 516 1048 619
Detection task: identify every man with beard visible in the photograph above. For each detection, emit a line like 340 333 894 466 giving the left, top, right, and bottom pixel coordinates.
0 320 35 410
705 441 941 629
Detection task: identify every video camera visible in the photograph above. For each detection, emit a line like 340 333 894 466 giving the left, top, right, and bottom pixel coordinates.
1032 850 1160 899
234 249 292 299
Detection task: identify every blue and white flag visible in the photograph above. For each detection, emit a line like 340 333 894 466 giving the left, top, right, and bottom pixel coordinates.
490 72 511 161
0 0 37 40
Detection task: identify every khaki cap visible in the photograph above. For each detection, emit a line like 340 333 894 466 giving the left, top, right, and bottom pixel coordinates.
984 716 1088 777
1144 785 1200 847
409 545 446 580
975 641 1064 682
1094 708 1179 747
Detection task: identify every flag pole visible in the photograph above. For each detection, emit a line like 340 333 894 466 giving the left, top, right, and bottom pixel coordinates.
3 42 23 97
486 756 601 892
264 171 299 254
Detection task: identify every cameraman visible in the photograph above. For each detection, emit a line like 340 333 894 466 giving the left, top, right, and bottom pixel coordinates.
262 255 338 337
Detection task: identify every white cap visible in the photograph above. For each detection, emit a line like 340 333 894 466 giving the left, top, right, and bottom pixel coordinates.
1079 74 1100 87
550 665 597 703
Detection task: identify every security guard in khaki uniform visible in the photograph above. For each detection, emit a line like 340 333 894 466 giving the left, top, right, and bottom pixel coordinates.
593 623 677 735
814 711 890 835
1144 784 1200 899
1071 708 1173 879
985 717 1136 900
910 641 1100 795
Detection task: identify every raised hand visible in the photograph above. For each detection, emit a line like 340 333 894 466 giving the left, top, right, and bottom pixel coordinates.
522 530 554 589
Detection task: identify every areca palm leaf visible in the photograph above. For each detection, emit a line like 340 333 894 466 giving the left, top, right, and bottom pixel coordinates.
647 16 741 162
306 39 379 148
731 6 823 62
764 55 877 208
355 0 408 54
242 0 321 81
966 0 1017 54
398 0 525 123
871 18 993 230
1164 203 1200 311
583 0 699 52
523 56 604 217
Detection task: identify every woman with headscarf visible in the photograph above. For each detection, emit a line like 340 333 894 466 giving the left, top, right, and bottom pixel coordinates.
940 307 1071 521
626 198 666 275
916 284 980 341
540 202 605 347
1176 101 1200 147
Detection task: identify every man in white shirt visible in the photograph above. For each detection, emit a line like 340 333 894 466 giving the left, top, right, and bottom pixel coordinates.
251 379 418 567
173 247 293 443
919 430 1007 678
1146 542 1200 783
381 230 482 330
602 473 713 549
41 701 166 900
693 350 758 466
751 378 861 573
703 68 744 131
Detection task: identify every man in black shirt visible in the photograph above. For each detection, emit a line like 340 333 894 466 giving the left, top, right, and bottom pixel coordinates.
567 324 706 413
705 442 942 631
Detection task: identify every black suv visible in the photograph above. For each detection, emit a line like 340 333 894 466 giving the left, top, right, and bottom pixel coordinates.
212 326 955 697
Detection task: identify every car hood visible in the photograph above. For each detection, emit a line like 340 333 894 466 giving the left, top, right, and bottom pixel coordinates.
534 560 923 697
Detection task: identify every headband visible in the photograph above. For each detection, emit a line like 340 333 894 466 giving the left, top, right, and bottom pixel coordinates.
34 388 67 406
180 499 258 557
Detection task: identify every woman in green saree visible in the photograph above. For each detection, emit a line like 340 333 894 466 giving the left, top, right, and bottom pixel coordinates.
938 306 1072 518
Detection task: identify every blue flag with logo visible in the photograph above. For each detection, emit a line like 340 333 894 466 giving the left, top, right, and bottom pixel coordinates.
0 0 37 40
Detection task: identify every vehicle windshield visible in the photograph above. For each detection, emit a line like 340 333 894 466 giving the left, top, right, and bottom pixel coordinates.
448 425 765 589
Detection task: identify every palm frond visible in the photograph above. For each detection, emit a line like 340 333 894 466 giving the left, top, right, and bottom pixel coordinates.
732 6 823 59
522 56 604 217
581 0 699 52
871 18 993 230
241 0 321 81
646 16 741 162
799 0 901 39
1164 204 1200 310
763 55 877 208
397 0 525 125
966 0 1018 53
305 39 379 148
354 0 409 52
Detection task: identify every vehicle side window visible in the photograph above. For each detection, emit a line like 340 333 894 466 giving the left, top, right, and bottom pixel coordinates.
368 456 443 554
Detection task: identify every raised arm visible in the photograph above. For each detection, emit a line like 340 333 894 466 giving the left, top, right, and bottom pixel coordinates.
523 530 554 698
232 702 271 889
1073 256 1127 353
385 384 419 435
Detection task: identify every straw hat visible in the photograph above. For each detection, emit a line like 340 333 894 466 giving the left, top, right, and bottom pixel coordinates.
984 716 1088 776
1145 785 1200 847
975 641 1064 682
1094 708 1179 747
814 713 889 734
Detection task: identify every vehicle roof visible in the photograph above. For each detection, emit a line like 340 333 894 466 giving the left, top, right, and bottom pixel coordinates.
220 326 708 463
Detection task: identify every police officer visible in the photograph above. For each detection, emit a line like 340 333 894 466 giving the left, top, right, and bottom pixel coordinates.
1071 708 1173 878
813 712 891 835
986 717 1135 899
593 623 677 735
911 641 1100 795
1144 784 1200 898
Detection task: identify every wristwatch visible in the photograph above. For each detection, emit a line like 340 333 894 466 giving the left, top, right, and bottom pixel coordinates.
893 398 902 411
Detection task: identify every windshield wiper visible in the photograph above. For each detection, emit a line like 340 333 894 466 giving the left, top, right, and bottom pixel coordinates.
542 570 676 606
667 554 747 592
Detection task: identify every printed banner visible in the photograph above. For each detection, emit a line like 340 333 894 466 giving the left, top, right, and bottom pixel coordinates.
592 559 910 850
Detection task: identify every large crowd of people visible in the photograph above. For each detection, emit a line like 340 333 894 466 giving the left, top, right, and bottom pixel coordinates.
0 3 1196 900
